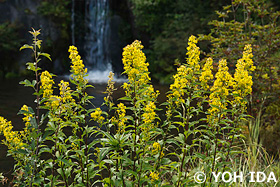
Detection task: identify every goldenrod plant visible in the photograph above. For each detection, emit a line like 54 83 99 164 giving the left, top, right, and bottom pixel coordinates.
0 29 278 186
199 0 280 155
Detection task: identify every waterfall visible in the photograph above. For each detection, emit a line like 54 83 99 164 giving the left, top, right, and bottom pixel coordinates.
68 0 125 83
84 0 110 71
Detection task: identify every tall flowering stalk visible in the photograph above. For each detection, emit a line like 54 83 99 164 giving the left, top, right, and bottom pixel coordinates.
122 40 159 186
205 45 255 185
163 36 210 186
233 44 256 107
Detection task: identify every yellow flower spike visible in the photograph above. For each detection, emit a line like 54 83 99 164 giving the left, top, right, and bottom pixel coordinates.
208 59 233 120
104 71 115 106
122 40 150 87
168 65 188 106
115 103 127 133
49 95 61 109
152 142 161 155
58 80 74 104
233 44 255 106
19 105 33 138
122 40 159 136
186 35 200 72
68 45 88 86
142 101 156 125
41 71 54 98
200 57 214 90
150 171 159 181
167 35 202 108
20 105 33 132
0 116 24 150
91 108 104 124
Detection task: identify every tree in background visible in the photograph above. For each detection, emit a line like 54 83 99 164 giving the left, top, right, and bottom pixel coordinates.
199 0 280 155
38 0 71 39
38 0 71 73
0 22 22 79
129 0 230 83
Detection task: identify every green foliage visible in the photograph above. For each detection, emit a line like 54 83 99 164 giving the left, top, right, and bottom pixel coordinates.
1 29 278 186
0 22 22 79
129 0 230 83
199 0 280 155
38 0 71 39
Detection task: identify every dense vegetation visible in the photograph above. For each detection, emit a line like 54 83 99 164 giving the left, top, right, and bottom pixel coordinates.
128 0 231 82
1 28 279 186
198 0 280 155
129 0 280 155
0 0 280 185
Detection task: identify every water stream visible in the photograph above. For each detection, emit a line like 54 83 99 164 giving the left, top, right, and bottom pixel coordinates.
84 0 110 71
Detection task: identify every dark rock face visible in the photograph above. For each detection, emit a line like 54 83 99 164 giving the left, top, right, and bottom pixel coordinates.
0 0 62 73
0 0 130 75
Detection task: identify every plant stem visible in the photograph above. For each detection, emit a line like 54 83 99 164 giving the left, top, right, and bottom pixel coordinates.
30 33 41 187
208 122 220 186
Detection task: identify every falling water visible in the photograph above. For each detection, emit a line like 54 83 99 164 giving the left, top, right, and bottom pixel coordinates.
69 0 125 83
84 0 110 71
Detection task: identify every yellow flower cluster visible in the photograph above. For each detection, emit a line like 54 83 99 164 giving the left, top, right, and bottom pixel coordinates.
233 44 255 105
152 142 160 152
143 85 159 101
104 72 115 104
186 35 200 72
122 40 150 90
91 108 104 124
58 80 74 103
199 57 214 90
168 35 202 106
117 103 126 118
20 105 34 137
41 70 54 98
168 65 188 105
122 40 159 136
142 101 156 124
208 59 233 118
21 105 32 126
49 95 61 110
140 101 157 140
116 103 127 133
0 116 24 150
239 44 255 72
71 142 79 150
150 171 159 181
68 46 88 85
152 142 164 158
40 71 64 111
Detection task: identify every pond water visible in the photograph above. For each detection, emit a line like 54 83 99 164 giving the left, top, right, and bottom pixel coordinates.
0 77 169 177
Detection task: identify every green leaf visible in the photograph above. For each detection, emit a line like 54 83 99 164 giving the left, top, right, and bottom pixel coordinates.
118 96 132 101
39 147 51 154
19 44 33 51
38 52 52 61
43 130 54 140
19 79 33 87
16 148 28 154
99 147 113 160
